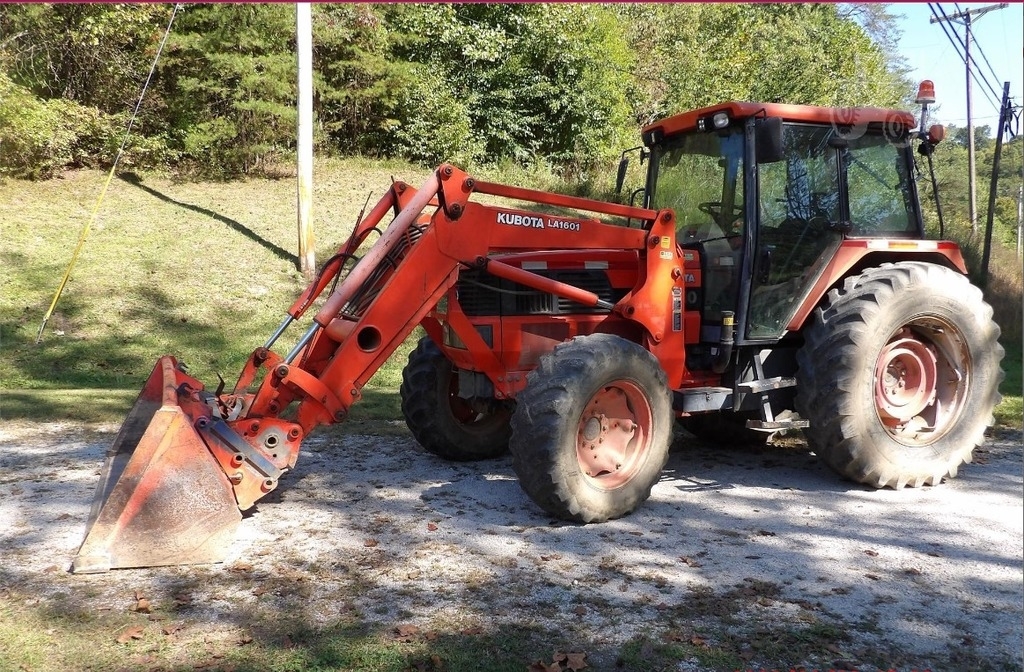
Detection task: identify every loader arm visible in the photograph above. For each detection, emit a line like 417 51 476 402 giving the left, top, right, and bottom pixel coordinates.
74 164 682 572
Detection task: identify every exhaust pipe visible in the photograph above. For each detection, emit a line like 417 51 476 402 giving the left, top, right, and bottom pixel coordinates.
711 311 735 374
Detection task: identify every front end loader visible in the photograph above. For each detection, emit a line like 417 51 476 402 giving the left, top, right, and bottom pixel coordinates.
74 165 683 572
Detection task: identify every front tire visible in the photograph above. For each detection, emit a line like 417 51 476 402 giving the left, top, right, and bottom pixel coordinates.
795 262 1003 488
510 334 673 522
400 338 512 461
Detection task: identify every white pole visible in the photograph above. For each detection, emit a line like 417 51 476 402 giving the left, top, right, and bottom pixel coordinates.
297 2 315 279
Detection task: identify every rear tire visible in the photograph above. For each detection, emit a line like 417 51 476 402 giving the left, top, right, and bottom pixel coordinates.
510 334 673 522
795 262 1003 488
400 338 512 461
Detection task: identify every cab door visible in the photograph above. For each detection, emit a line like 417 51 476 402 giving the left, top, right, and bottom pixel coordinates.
747 124 844 340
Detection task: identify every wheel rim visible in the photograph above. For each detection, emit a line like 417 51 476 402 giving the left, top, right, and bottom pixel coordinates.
575 381 654 490
873 320 969 445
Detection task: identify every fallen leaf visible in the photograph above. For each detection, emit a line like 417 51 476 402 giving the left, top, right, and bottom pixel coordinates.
565 651 588 670
162 623 183 636
364 538 379 548
905 567 922 576
238 633 254 646
460 626 484 636
540 554 562 561
865 573 880 581
116 625 144 644
689 635 709 648
132 598 152 614
426 523 438 532
229 562 253 573
394 624 421 642
756 529 776 536
864 549 879 557
573 605 587 616
678 556 703 568
424 630 439 641
172 593 193 606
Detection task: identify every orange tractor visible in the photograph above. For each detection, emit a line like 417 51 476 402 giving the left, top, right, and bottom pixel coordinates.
74 85 1004 572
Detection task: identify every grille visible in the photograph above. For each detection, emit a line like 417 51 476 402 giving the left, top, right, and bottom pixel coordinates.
456 268 620 316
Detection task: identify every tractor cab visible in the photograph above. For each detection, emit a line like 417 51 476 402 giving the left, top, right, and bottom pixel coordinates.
638 102 922 353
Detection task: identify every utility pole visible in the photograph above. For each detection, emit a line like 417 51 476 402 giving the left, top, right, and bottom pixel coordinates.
296 2 315 279
931 2 1007 235
980 82 1010 289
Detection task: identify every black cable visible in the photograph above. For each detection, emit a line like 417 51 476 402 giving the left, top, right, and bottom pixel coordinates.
930 3 1004 110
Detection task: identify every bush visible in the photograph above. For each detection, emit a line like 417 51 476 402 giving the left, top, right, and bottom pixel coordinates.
0 72 172 178
393 67 483 169
0 73 79 179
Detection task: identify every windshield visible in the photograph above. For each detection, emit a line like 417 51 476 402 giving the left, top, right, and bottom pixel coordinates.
647 130 745 244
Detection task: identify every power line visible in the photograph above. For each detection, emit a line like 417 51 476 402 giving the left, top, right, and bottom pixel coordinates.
953 1 1012 93
929 3 1004 110
930 3 1002 109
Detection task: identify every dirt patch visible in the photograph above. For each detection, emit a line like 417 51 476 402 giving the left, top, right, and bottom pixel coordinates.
1 422 1021 671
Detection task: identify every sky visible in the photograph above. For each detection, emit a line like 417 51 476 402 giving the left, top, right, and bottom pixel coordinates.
893 2 1024 135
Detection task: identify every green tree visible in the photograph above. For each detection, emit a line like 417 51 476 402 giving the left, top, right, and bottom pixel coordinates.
156 4 297 175
0 3 166 110
383 3 635 171
617 3 909 122
311 4 415 158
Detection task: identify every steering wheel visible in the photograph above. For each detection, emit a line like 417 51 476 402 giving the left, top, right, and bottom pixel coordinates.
698 201 743 227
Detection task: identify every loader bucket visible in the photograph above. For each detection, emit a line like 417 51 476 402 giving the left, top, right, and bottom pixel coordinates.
72 357 241 573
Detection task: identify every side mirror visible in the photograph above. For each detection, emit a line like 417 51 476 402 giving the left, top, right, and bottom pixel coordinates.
755 117 785 164
615 156 629 194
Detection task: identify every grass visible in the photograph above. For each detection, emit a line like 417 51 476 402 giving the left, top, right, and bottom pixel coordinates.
0 158 433 427
0 594 558 672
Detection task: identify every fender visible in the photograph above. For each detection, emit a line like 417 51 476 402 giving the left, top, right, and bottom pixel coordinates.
786 239 968 332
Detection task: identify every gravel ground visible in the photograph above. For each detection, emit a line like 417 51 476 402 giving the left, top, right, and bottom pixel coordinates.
1 421 1021 671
